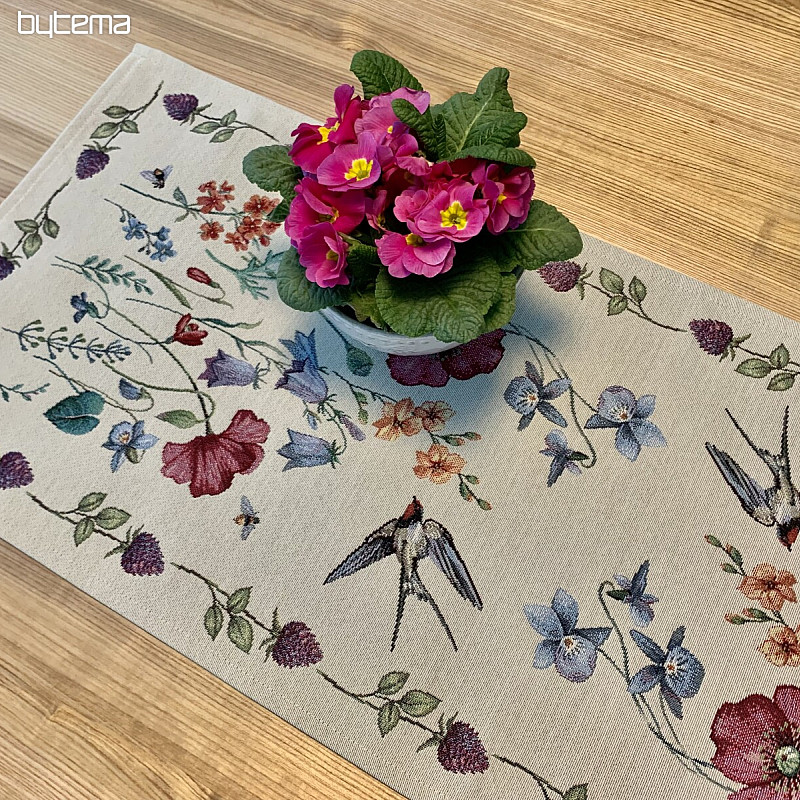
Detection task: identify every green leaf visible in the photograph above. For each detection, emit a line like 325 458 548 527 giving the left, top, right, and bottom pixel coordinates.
219 110 237 127
736 358 773 378
599 268 625 294
103 105 130 118
378 671 410 696
398 690 440 717
629 276 647 304
564 786 589 800
90 121 119 139
375 252 500 343
42 218 60 239
607 295 628 315
480 272 517 333
204 606 224 640
156 409 204 428
416 736 440 752
276 248 352 312
94 507 131 530
227 615 253 652
210 128 235 143
14 219 39 234
347 242 381 287
350 50 423 99
44 391 104 435
77 492 106 512
191 120 220 134
346 344 374 377
452 144 535 167
226 587 251 615
770 344 790 369
377 702 401 737
22 233 42 258
173 186 188 206
119 119 139 134
606 589 629 601
242 144 301 199
73 518 95 546
391 99 440 159
768 372 796 391
495 200 582 270
722 563 739 574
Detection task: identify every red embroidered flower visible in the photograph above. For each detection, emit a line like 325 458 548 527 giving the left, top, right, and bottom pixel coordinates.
196 181 234 214
243 195 279 217
711 685 800 798
198 180 217 193
161 410 270 497
199 221 224 241
387 329 506 387
236 215 264 242
173 314 208 346
224 231 250 252
187 267 213 286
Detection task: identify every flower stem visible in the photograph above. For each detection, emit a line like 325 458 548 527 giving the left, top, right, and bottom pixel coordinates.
27 494 126 544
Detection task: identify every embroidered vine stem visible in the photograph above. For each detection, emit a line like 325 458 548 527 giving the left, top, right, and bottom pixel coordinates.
102 82 163 150
119 183 242 223
28 494 126 545
582 281 686 333
194 110 278 141
4 180 71 259
125 255 232 308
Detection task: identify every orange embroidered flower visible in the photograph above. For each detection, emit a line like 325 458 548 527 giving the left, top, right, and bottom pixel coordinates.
260 220 280 236
413 444 466 484
739 563 797 611
197 192 226 214
413 400 455 432
198 180 217 193
219 181 235 198
759 625 800 667
243 195 279 217
236 215 264 242
373 399 423 441
224 231 249 252
199 221 224 241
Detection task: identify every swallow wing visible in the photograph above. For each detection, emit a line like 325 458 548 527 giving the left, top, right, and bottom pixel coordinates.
706 443 775 526
422 520 483 609
323 519 396 584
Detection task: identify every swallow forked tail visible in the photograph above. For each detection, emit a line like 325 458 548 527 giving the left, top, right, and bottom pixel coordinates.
391 568 458 653
724 406 790 476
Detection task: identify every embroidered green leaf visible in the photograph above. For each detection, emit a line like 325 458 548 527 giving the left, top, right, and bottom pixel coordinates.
42 218 60 239
14 219 39 234
210 128 235 143
94 507 131 530
119 119 139 134
375 252 500 343
345 344 374 377
91 121 119 139
495 200 582 270
768 372 795 391
629 276 647 304
722 563 739 574
416 736 440 752
226 587 251 615
477 498 492 511
599 268 625 294
459 480 471 501
103 105 130 118
564 786 589 800
22 232 42 258
378 671 410 696
73 518 95 546
606 589 629 601
219 110 237 127
44 391 104 435
770 344 790 369
77 492 106 512
173 186 188 206
463 474 479 484
276 248 352 312
398 690 440 717
607 295 628 315
204 605 224 640
350 50 423 99
191 120 220 134
377 701 401 737
736 358 773 378
227 615 253 653
156 409 204 429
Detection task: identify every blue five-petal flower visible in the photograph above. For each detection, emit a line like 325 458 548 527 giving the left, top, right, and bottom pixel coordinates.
613 560 659 627
505 362 571 431
102 420 158 472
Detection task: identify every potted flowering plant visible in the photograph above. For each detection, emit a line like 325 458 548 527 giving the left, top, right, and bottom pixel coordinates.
243 51 582 354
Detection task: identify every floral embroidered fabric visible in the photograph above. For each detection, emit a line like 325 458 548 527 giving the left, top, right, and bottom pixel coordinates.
3 46 800 800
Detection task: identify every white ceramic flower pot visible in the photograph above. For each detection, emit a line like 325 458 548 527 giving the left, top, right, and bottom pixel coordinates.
319 307 461 356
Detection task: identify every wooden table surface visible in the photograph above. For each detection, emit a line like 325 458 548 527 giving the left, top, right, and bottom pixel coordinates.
1 1 799 798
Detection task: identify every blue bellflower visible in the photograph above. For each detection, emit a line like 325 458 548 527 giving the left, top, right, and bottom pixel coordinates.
198 350 257 388
277 430 338 471
280 329 319 368
524 589 611 682
505 362 570 430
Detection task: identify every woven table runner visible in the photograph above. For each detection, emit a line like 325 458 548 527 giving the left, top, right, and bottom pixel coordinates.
2 45 798 800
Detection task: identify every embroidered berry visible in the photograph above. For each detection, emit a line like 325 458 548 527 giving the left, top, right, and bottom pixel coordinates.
271 621 323 668
689 319 734 356
437 721 489 774
0 256 15 281
539 260 581 292
121 532 164 576
0 451 34 489
76 149 110 180
163 93 199 121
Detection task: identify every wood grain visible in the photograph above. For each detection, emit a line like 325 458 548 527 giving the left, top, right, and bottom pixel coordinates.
0 1 798 797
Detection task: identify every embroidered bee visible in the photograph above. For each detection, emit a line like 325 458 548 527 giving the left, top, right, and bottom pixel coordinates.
233 495 260 540
139 165 173 189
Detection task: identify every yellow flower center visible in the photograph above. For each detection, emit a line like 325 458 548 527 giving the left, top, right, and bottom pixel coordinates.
497 192 508 204
119 433 131 444
344 158 374 181
387 124 394 134
320 209 340 223
317 121 339 143
440 201 468 230
325 249 338 261
405 233 424 247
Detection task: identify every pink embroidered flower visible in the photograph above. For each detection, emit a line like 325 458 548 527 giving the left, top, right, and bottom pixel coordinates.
473 162 535 234
161 410 270 497
284 177 365 243
411 180 489 242
355 87 430 144
297 222 350 288
376 231 455 278
317 132 381 192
